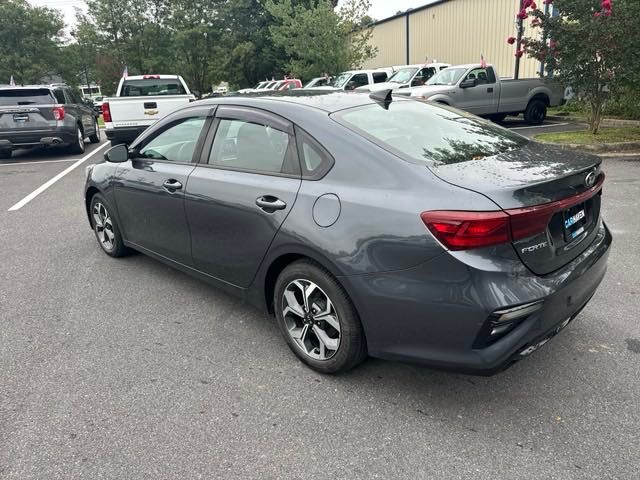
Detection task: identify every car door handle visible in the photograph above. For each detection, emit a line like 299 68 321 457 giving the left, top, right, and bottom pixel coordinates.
163 179 183 192
256 196 287 212
487 87 494 93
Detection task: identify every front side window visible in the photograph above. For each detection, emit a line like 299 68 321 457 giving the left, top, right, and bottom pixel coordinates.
348 74 369 89
209 119 292 174
334 100 528 166
413 67 436 86
373 72 388 83
139 117 206 163
466 68 495 85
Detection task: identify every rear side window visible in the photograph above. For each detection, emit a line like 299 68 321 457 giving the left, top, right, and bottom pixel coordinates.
120 79 186 97
373 72 388 83
0 89 53 106
209 119 295 175
334 100 528 166
53 89 66 104
295 127 334 179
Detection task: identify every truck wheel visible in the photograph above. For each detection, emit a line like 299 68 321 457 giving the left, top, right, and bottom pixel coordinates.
524 99 547 125
0 149 11 159
88 119 101 144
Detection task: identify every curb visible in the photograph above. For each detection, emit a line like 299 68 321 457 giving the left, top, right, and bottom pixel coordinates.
536 139 640 154
547 115 640 128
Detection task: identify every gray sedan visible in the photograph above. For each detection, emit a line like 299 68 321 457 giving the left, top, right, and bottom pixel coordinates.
84 91 611 374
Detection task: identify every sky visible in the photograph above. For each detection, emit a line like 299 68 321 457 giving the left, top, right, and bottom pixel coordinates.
30 0 436 30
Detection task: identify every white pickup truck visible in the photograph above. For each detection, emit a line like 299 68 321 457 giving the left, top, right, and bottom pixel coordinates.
306 69 389 91
355 63 450 93
102 75 195 145
408 64 564 125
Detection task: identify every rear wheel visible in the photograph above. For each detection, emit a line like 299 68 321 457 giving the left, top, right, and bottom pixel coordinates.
274 260 367 374
0 149 11 159
524 99 547 125
89 194 128 257
88 119 100 143
69 125 86 154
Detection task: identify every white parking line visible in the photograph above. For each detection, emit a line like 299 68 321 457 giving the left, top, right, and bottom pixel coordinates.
0 158 77 167
8 142 110 212
510 122 570 130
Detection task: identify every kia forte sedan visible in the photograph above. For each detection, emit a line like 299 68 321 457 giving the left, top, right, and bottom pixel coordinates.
84 91 611 374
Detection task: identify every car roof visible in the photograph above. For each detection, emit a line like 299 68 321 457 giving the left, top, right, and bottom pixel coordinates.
0 84 62 90
123 75 180 80
197 90 412 114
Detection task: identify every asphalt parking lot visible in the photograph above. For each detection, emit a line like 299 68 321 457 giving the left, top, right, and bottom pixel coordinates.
1 135 638 480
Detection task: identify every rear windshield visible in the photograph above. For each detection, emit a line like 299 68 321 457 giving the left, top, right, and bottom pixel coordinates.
334 100 528 166
120 79 187 97
0 88 54 106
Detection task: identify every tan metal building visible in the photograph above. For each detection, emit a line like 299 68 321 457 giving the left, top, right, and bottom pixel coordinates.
363 0 543 78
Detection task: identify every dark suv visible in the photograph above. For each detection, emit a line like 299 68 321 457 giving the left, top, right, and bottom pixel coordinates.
0 84 100 159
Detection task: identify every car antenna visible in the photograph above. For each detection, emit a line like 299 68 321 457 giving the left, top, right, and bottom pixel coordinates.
369 89 393 110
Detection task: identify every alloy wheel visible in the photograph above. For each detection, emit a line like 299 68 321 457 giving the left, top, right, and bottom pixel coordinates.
93 202 115 251
77 127 85 151
282 279 341 360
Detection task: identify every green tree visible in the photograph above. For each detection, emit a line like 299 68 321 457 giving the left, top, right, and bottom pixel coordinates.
516 0 640 133
265 0 377 80
0 0 65 84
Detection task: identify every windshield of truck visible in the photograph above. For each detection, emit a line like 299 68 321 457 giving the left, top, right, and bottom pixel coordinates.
388 68 419 84
0 88 54 106
427 68 467 86
330 72 352 89
120 78 187 96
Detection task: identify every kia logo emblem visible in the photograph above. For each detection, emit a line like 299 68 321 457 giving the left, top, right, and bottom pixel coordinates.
585 170 597 188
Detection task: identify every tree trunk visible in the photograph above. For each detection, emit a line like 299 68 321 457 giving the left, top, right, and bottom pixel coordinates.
588 99 604 135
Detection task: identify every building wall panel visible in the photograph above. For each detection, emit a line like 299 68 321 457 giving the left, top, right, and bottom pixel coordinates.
363 0 542 78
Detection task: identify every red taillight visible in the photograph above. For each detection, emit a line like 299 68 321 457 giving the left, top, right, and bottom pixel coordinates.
102 102 112 122
421 211 511 251
52 105 65 121
422 173 605 251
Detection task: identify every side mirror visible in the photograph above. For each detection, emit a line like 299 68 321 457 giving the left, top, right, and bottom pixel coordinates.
460 78 477 89
104 144 129 163
192 90 201 99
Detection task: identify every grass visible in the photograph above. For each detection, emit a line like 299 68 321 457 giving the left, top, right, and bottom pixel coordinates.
535 127 640 145
97 116 105 128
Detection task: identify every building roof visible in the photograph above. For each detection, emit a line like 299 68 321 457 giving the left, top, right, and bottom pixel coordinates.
371 0 450 26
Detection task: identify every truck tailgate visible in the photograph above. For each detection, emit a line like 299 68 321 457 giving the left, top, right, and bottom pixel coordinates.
108 96 192 127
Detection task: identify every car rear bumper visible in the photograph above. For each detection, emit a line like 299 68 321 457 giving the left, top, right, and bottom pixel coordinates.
105 126 147 144
0 128 76 149
340 221 612 375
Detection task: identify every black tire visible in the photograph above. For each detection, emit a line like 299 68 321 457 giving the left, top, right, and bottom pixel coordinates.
489 113 507 123
274 260 367 374
69 125 86 154
89 193 129 257
524 99 547 125
0 149 11 159
88 119 100 143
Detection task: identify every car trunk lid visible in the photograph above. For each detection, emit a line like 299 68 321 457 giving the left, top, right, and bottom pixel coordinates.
429 142 604 275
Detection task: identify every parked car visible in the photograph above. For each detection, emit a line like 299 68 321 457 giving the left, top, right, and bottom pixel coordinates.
304 76 333 89
355 63 450 93
273 79 303 91
102 74 195 145
409 63 564 124
238 81 270 94
307 69 389 91
91 96 105 116
0 84 100 158
85 91 610 374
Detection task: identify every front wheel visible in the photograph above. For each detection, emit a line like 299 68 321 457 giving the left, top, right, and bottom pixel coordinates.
274 260 367 374
524 99 547 125
89 194 129 257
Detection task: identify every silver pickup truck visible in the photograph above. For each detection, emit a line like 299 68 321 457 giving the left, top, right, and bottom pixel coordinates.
407 64 564 125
